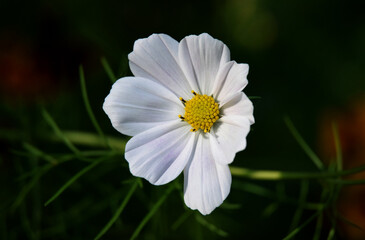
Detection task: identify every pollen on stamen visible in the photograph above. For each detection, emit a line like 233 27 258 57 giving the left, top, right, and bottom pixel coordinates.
179 90 220 133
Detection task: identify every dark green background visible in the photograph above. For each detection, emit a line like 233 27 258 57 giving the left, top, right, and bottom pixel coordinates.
1 0 365 239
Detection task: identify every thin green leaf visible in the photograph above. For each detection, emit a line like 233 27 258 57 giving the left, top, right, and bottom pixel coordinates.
51 131 127 152
42 108 80 155
19 203 37 240
121 178 139 185
44 159 103 206
289 180 309 231
130 184 175 240
284 116 324 170
30 127 365 182
313 212 323 240
61 150 119 158
283 211 321 240
327 179 365 185
79 65 109 148
262 203 279 218
94 180 140 240
0 128 27 141
219 202 242 210
195 214 228 238
137 179 143 188
16 158 71 181
230 164 365 180
314 186 330 240
332 122 342 171
248 96 262 100
233 181 274 198
12 164 53 211
338 214 364 232
326 228 335 240
10 149 31 158
101 57 117 83
23 142 58 165
171 211 193 231
234 181 322 210
276 182 287 201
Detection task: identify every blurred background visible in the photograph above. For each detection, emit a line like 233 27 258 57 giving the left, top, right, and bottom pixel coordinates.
1 0 365 239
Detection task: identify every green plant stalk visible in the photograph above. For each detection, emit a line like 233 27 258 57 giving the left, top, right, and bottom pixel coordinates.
12 164 54 211
130 184 175 240
283 210 322 240
44 158 104 206
52 131 127 152
229 165 365 180
288 180 309 231
171 211 193 230
313 212 323 240
327 227 335 240
79 65 110 148
45 130 365 181
3 128 365 181
284 116 324 170
101 57 117 83
23 142 58 165
42 109 81 155
195 214 228 237
94 180 140 240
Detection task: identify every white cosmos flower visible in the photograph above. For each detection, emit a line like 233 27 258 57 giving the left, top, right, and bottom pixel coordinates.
103 33 254 215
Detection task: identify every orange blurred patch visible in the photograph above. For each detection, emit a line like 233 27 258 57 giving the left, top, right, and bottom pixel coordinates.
0 35 56 102
318 97 365 240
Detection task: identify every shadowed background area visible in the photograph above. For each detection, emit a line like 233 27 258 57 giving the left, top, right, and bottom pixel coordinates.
1 0 365 239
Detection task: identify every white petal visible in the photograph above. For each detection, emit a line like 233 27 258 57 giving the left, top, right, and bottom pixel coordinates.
183 133 231 215
103 77 184 136
212 61 249 103
212 92 254 164
178 33 230 95
220 92 255 124
128 34 192 99
125 121 194 185
210 115 251 165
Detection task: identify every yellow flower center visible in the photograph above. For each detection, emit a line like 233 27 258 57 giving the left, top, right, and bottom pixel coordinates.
179 90 220 133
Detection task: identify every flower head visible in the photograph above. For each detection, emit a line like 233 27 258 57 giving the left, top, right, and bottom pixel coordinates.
103 33 254 215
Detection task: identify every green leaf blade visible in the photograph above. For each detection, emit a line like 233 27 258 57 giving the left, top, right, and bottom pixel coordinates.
101 57 117 84
94 180 140 240
44 160 102 206
79 65 109 148
284 116 324 170
130 184 175 240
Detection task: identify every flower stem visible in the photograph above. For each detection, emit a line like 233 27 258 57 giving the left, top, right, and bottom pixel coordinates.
59 130 365 181
230 164 365 180
2 128 365 181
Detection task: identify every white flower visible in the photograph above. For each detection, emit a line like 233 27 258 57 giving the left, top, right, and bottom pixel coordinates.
103 33 254 215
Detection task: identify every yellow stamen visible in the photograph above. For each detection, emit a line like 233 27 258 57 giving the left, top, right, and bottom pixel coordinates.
179 91 220 133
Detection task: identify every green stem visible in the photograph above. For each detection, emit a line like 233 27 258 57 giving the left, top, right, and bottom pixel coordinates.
284 116 324 170
3 129 365 181
94 180 140 240
59 130 365 180
101 57 117 83
79 65 109 148
130 184 175 240
229 164 365 180
50 131 127 152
